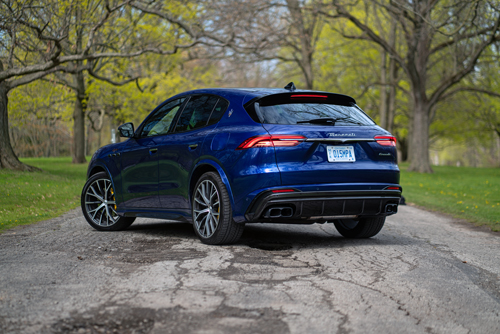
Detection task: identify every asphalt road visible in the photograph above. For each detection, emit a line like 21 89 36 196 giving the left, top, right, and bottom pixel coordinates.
1 205 499 334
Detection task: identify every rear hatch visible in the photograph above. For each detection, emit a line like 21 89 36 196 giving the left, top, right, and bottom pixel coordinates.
244 92 399 186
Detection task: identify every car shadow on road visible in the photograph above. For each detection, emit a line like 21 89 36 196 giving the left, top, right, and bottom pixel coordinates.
124 219 415 250
126 220 196 239
240 223 415 250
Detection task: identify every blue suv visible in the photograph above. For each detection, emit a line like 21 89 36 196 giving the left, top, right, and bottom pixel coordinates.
81 83 401 244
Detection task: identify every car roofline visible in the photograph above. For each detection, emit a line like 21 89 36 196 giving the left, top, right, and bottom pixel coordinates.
170 88 356 106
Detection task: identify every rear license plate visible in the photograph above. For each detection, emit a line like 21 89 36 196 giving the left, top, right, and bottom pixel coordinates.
327 146 356 162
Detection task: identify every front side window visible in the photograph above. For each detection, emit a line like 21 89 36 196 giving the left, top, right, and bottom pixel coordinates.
174 95 219 132
140 98 186 137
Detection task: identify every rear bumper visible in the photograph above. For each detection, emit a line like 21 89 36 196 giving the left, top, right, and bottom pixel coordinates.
245 189 401 223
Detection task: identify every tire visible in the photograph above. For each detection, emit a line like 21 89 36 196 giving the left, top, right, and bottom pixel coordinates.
81 172 135 231
192 172 244 245
334 217 385 238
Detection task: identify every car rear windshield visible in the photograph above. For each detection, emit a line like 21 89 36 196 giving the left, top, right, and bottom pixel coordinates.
255 102 375 126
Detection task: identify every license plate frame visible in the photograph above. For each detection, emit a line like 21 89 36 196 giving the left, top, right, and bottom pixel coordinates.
327 145 356 162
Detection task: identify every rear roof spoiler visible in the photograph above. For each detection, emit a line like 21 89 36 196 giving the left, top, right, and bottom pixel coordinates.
243 92 357 108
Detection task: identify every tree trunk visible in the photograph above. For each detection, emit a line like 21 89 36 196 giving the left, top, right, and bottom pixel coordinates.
285 0 316 90
387 55 397 133
398 135 408 162
72 7 87 164
379 17 398 133
72 69 87 164
379 52 397 133
386 16 398 134
0 79 39 171
302 51 314 90
379 48 388 129
407 99 433 173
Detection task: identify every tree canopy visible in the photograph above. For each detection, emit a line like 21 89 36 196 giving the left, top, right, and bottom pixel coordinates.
3 0 500 171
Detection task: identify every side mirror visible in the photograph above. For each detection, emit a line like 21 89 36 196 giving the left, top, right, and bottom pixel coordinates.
118 122 135 138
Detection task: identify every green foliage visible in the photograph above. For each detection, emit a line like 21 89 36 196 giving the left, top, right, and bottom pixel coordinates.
0 157 88 233
8 81 74 157
315 24 381 116
5 0 500 168
400 164 500 231
7 0 220 157
85 57 219 127
313 23 411 143
8 79 74 124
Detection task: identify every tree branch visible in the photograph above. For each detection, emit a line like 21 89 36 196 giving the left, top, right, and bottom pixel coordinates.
441 86 500 100
7 64 91 89
0 45 193 82
129 1 200 39
84 0 131 55
88 66 139 86
428 15 500 107
323 4 406 72
430 26 496 54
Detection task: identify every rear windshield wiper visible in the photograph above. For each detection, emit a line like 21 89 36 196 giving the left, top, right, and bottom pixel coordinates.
297 117 337 125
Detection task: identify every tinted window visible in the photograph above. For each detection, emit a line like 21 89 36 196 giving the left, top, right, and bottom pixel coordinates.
207 99 229 126
174 95 219 132
258 103 375 126
140 98 186 137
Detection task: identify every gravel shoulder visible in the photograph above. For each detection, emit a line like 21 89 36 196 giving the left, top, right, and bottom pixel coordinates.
1 206 499 334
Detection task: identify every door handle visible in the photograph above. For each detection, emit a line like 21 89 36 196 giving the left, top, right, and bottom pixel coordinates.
149 148 158 154
188 144 198 150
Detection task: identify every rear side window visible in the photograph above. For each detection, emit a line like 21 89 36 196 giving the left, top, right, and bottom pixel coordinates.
207 99 229 126
175 95 219 132
257 103 375 126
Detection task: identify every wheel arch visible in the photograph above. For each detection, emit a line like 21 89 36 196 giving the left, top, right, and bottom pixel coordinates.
88 165 107 178
189 160 236 211
86 163 127 209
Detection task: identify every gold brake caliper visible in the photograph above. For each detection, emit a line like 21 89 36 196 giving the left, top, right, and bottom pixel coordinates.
111 187 117 210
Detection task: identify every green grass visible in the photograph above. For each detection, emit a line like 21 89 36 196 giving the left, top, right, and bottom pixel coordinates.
400 163 500 231
0 157 88 232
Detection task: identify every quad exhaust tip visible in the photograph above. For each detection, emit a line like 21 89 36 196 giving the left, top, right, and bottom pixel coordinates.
263 204 397 219
385 204 398 214
264 207 294 218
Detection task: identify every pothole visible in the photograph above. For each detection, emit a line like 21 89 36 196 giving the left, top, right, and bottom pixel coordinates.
49 307 155 334
48 305 289 334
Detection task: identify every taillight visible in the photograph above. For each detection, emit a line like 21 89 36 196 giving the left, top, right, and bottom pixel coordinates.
374 135 397 147
291 94 328 100
236 135 306 150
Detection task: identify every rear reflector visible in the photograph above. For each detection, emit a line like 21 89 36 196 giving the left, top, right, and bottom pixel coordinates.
386 186 400 190
272 189 295 193
236 135 306 150
374 135 397 146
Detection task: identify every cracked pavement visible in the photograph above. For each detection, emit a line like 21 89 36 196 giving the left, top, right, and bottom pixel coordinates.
1 205 499 333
